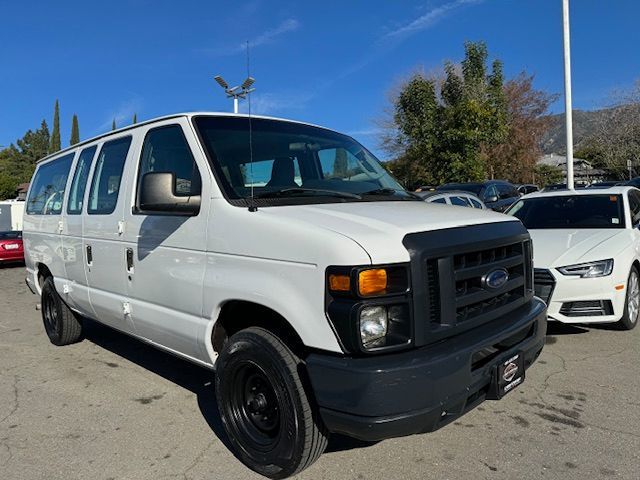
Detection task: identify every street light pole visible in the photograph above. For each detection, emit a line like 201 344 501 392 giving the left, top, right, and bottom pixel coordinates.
562 0 574 189
214 75 256 114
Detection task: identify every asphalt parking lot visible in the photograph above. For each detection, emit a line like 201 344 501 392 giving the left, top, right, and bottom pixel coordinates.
0 265 638 480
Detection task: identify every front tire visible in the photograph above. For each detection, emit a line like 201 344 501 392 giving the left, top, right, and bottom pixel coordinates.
41 276 83 345
617 266 639 330
215 327 328 479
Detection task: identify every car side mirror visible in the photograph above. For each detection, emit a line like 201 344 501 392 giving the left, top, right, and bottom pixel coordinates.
139 172 201 215
485 195 498 203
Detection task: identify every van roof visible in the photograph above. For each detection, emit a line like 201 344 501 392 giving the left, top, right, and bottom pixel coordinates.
37 112 332 164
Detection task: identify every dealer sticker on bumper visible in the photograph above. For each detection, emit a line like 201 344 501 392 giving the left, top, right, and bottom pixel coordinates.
498 353 525 397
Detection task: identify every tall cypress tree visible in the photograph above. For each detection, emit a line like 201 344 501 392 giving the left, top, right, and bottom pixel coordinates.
111 119 116 131
132 113 137 124
50 99 61 152
70 114 80 145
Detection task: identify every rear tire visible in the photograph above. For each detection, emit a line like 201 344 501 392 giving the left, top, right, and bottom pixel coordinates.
617 266 639 330
41 277 83 345
215 327 328 479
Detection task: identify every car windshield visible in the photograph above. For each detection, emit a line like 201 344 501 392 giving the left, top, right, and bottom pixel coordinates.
194 116 415 206
438 184 483 195
507 194 625 229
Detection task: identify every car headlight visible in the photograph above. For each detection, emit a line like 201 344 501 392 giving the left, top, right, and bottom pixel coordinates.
557 259 614 278
359 306 388 348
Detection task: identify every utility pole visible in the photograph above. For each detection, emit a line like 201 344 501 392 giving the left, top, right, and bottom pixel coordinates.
562 0 574 189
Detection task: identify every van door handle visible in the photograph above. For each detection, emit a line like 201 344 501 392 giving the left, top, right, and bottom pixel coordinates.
126 248 134 273
86 245 93 265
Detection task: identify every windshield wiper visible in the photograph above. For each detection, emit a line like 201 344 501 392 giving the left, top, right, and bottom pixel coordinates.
254 187 362 200
360 188 399 196
360 188 422 200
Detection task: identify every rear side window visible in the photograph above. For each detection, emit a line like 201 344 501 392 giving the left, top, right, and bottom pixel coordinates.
469 198 483 209
67 145 97 214
450 196 470 207
88 137 132 214
26 153 74 215
430 197 447 204
136 125 201 209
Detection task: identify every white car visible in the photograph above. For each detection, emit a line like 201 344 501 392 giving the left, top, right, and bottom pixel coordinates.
415 190 486 209
507 187 640 330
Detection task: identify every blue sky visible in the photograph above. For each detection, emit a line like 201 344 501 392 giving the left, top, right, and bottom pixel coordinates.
1 0 638 159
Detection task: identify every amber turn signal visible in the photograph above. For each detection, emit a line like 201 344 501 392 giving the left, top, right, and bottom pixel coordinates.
329 274 351 292
358 269 388 296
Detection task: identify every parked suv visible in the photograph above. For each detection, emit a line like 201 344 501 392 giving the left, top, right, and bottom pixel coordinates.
438 180 520 212
23 113 546 479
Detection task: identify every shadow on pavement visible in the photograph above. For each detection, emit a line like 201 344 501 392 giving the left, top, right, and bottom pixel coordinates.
81 318 371 455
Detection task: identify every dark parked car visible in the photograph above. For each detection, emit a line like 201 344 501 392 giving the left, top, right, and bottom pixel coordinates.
541 183 586 191
587 181 623 189
437 180 520 212
0 231 24 264
516 184 539 195
625 177 640 188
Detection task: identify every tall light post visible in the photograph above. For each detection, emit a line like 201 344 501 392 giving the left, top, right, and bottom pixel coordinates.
562 0 574 189
214 75 256 113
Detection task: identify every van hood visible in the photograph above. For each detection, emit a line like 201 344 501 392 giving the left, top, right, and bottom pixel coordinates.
529 229 630 268
264 201 518 263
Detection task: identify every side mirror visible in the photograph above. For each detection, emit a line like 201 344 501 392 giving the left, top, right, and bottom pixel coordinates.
139 172 201 215
485 195 498 203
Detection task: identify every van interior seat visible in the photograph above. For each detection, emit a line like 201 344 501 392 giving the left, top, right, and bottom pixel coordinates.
267 157 297 188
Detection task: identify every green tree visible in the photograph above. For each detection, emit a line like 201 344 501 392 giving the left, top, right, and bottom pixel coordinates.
112 119 116 131
70 114 80 145
0 120 50 199
534 164 564 186
50 99 61 152
132 113 137 124
381 41 508 187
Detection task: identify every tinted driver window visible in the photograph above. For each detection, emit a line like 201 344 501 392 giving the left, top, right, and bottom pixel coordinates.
137 125 201 206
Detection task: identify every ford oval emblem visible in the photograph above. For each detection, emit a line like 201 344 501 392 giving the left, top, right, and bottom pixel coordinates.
483 268 509 289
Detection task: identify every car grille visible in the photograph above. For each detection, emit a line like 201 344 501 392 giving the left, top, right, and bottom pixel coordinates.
560 300 613 317
404 222 533 346
534 269 556 305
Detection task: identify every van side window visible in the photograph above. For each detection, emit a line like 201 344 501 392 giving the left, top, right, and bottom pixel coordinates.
136 125 201 210
88 137 132 214
67 145 97 214
26 153 74 215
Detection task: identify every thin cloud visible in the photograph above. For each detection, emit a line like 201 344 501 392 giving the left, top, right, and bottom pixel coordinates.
97 97 142 133
382 0 483 41
239 90 314 116
207 18 300 56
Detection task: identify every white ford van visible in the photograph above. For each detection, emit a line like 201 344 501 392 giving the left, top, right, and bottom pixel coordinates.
23 113 546 478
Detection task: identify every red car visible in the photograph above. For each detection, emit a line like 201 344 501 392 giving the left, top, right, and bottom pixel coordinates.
0 231 24 264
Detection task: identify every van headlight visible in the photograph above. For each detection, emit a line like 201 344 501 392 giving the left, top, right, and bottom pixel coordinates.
326 264 412 354
557 259 614 278
359 306 388 347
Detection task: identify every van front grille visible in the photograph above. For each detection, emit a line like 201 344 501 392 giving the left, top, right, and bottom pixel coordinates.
404 222 533 346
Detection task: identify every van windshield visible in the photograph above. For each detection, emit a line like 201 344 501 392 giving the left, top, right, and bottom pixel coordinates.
193 116 416 206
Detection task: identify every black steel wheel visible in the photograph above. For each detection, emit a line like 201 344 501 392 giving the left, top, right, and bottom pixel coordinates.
41 276 83 346
215 327 327 479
